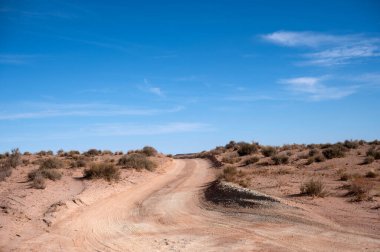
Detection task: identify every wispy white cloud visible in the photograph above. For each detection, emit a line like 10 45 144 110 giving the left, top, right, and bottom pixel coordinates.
86 122 212 137
280 76 356 101
261 31 352 47
140 78 165 97
0 103 183 120
261 31 380 66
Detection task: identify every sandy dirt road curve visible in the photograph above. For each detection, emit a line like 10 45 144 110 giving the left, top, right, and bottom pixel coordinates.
11 159 380 251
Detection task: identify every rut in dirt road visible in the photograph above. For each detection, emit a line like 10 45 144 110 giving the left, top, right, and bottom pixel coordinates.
15 159 380 252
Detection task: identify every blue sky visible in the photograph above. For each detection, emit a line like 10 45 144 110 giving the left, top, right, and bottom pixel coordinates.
1 0 380 154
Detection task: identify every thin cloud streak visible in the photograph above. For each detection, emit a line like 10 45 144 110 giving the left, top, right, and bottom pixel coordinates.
280 77 357 101
0 103 184 120
261 31 380 66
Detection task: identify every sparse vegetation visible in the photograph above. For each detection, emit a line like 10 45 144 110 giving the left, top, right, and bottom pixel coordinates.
222 156 241 164
261 146 277 157
118 153 157 171
83 162 120 181
237 143 258 156
366 147 380 160
30 173 46 189
362 156 375 164
245 156 260 165
322 144 347 159
141 146 158 156
84 149 101 156
346 179 373 201
300 179 326 197
365 170 377 178
343 140 359 149
271 154 289 165
9 148 21 168
28 168 62 181
39 158 64 169
220 166 237 182
0 160 12 181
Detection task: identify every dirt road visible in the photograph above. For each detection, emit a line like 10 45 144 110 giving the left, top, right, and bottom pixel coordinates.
13 159 380 251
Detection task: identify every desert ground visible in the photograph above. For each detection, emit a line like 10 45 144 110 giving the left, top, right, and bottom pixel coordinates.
0 141 379 251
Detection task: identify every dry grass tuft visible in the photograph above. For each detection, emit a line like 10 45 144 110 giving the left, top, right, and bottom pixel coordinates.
118 153 157 171
83 162 120 181
300 179 327 197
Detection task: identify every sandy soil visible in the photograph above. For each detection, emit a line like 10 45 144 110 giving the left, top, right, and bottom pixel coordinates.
1 158 379 251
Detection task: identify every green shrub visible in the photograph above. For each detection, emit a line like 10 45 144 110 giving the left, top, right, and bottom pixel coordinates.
322 145 347 159
40 158 64 169
142 146 158 156
237 143 258 156
300 179 326 197
261 146 277 157
271 154 289 165
245 156 260 165
118 153 157 171
83 162 120 181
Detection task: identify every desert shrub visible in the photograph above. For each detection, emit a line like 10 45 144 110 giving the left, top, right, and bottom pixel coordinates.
314 154 326 163
245 156 260 165
0 160 12 181
102 150 113 155
306 157 315 165
23 151 31 156
347 179 372 201
71 158 87 168
366 147 380 160
222 156 241 164
363 156 375 164
343 140 359 149
57 149 64 156
300 179 326 197
225 140 237 149
365 170 377 178
83 162 120 181
237 143 258 156
368 140 380 145
167 154 173 158
40 158 64 169
308 149 319 157
22 159 30 165
28 168 62 181
322 145 347 159
271 154 289 165
118 153 157 171
142 146 158 156
84 149 101 156
9 148 21 168
261 146 277 157
340 173 351 181
220 166 237 182
31 174 46 189
68 150 80 156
